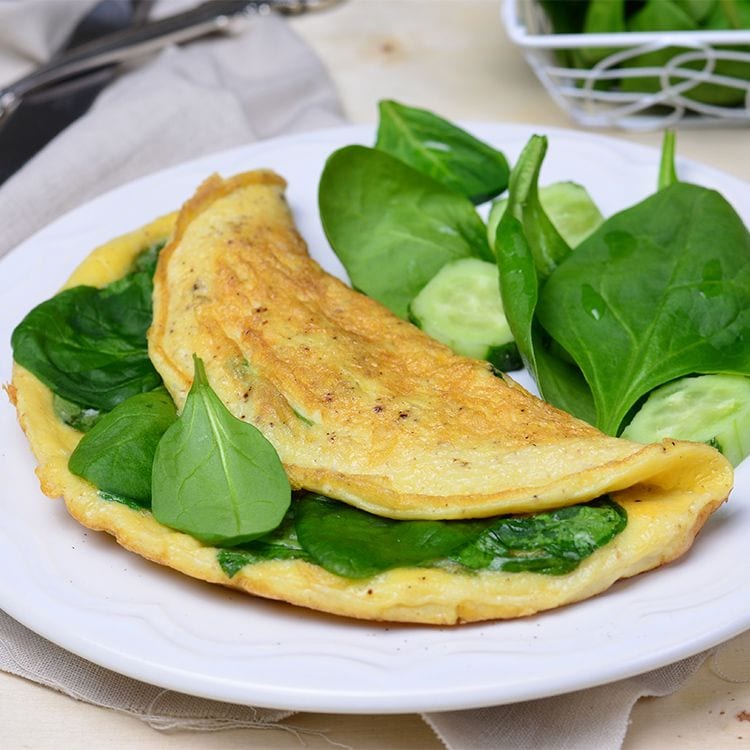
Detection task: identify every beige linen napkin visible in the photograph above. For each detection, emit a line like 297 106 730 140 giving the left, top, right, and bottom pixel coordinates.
1 3 745 747
425 653 709 750
0 0 345 257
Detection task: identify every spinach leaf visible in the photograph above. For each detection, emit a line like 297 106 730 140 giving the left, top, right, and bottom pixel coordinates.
499 136 571 280
68 270 155 347
375 100 509 204
130 240 163 276
583 0 626 34
678 1 750 106
99 490 152 512
620 0 698 94
11 244 163 411
675 0 717 24
151 356 290 547
217 510 311 576
538 0 590 33
495 212 542 378
53 393 102 432
455 498 627 575
293 494 492 579
222 493 627 580
493 135 597 423
495 212 597 424
579 0 626 67
537 182 750 435
658 130 679 190
319 144 491 319
628 0 698 33
488 181 603 251
68 388 177 506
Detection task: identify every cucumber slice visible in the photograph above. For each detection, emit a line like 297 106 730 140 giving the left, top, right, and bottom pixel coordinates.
620 374 750 466
487 181 604 249
408 258 522 371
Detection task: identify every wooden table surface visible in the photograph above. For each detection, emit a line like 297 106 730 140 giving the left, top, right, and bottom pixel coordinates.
2 2 749 748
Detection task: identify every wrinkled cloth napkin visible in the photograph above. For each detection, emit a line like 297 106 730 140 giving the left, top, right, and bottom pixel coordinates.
0 2 746 748
0 0 345 256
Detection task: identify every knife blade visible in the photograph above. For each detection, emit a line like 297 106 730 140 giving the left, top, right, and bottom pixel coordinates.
0 0 343 185
0 0 153 184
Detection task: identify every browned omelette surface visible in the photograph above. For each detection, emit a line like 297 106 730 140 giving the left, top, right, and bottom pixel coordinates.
148 170 732 520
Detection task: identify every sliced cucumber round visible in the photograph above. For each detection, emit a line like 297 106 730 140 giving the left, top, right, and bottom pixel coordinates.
408 257 522 371
620 374 750 466
487 181 604 250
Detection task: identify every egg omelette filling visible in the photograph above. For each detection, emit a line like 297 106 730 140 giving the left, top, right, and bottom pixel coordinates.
8 169 733 624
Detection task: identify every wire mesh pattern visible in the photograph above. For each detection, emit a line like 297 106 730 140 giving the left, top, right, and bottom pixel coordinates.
502 0 750 130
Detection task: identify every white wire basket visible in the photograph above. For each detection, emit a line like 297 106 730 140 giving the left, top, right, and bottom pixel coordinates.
502 0 750 130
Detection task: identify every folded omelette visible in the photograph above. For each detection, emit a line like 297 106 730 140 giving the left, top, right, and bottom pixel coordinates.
10 169 733 624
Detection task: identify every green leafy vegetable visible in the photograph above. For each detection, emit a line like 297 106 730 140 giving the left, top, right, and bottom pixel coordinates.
580 0 627 67
680 1 750 106
99 490 152 512
537 182 750 434
620 0 698 94
455 498 627 575
488 181 604 250
217 510 311 576
130 240 163 276
494 210 542 378
53 394 102 432
628 0 697 33
583 0 626 35
151 356 291 547
675 0 717 24
538 0 590 33
11 244 163 411
319 145 491 319
494 132 750 436
68 388 177 506
623 1 750 106
658 130 679 190
495 212 597 424
294 493 489 578
375 99 509 204
219 494 627 580
493 136 597 423
497 136 571 280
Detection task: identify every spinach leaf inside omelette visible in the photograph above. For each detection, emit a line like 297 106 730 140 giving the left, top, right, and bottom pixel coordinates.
12 241 164 415
8 170 732 624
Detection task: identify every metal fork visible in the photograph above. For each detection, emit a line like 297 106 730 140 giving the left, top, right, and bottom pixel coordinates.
0 0 343 125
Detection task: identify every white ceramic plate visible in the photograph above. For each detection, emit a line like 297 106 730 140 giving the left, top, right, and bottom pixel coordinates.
1 124 748 714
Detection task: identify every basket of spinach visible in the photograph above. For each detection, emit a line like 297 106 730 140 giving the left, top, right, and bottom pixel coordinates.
319 100 750 464
502 0 750 128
